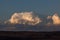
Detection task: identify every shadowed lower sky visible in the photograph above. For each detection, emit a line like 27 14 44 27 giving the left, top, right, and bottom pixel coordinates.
0 0 60 20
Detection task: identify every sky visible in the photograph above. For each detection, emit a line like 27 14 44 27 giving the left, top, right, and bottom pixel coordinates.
0 0 60 21
0 0 60 31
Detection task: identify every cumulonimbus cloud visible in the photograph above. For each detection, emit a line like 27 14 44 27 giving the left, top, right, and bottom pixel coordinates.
47 13 60 25
5 12 42 25
52 13 60 25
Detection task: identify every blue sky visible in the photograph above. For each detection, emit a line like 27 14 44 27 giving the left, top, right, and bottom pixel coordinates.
0 0 60 20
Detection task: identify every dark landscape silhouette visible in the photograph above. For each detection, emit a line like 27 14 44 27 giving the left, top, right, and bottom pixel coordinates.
0 24 60 40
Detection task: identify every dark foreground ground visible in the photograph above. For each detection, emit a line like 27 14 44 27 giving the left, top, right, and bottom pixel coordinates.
0 31 60 40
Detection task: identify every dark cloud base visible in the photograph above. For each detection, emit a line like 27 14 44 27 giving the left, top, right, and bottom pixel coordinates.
0 24 60 31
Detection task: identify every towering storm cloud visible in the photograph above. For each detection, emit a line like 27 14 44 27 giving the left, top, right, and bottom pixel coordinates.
47 13 60 25
52 13 60 25
5 12 42 25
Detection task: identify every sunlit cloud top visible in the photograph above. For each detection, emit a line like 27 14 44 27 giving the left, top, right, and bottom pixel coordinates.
52 13 60 25
4 12 42 25
47 13 60 25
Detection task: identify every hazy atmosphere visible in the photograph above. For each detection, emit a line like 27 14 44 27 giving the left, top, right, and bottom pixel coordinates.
0 0 60 20
0 0 60 31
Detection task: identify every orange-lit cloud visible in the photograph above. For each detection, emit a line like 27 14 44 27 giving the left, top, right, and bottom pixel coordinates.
52 13 60 25
47 13 60 25
5 12 42 25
